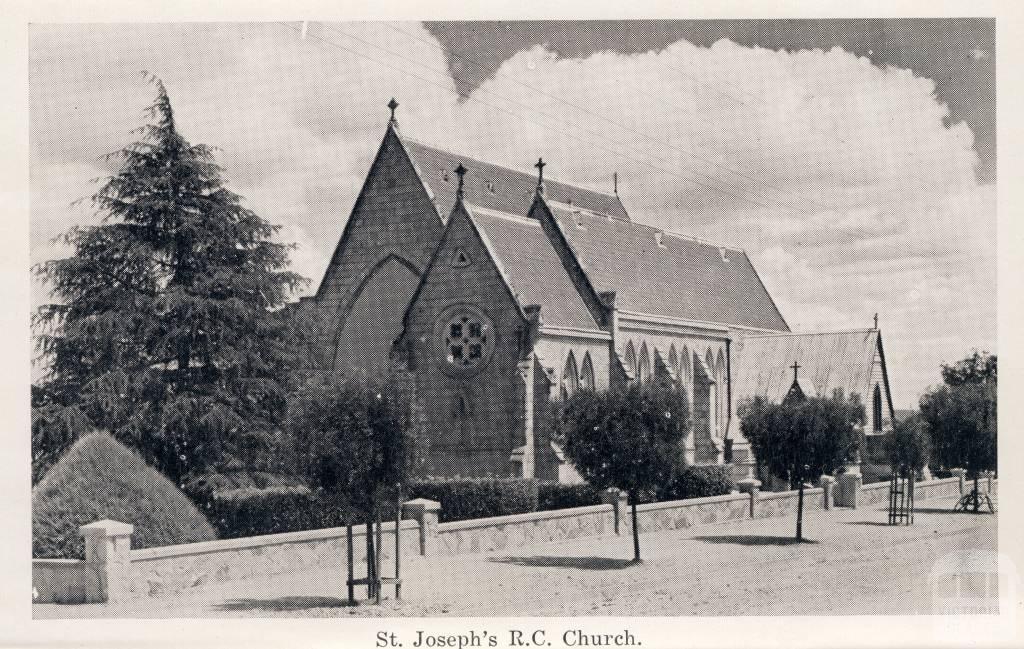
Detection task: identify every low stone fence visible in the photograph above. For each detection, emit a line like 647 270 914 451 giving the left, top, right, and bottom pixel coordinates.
129 520 421 599
32 475 993 604
32 559 86 604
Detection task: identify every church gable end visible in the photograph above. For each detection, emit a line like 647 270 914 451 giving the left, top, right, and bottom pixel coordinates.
314 123 445 374
401 202 529 477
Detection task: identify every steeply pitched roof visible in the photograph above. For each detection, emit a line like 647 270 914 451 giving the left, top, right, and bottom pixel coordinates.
734 329 883 406
402 138 630 222
467 204 601 332
545 204 790 331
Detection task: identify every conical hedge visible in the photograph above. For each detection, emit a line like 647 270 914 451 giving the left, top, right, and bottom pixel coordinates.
32 432 217 559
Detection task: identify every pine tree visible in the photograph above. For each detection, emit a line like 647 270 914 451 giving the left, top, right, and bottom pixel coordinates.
33 74 305 484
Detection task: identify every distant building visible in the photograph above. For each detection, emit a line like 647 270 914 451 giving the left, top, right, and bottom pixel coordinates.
302 103 896 482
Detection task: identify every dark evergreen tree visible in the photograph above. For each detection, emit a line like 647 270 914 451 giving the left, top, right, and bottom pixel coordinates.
32 74 305 484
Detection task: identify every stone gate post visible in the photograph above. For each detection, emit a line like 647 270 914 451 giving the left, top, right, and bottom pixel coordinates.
600 488 629 535
820 475 836 510
737 478 761 518
79 519 134 604
837 473 862 509
402 499 441 556
951 468 967 494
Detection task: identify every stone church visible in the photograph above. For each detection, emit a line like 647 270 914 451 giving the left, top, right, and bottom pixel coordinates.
301 102 896 482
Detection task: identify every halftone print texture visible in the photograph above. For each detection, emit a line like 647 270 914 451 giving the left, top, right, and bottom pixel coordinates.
30 20 998 620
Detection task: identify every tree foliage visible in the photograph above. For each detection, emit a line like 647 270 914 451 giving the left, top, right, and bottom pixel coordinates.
289 371 425 519
32 74 305 484
884 414 930 477
739 390 864 489
920 351 996 477
33 431 216 559
740 389 863 540
556 380 690 561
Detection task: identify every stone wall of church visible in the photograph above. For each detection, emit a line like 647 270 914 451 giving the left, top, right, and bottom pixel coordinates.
313 128 445 375
402 208 529 478
532 335 612 481
615 325 730 465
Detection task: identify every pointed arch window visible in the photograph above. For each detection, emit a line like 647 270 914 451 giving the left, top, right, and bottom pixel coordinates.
561 352 580 400
624 341 637 379
638 342 652 384
873 384 883 432
680 345 692 406
707 348 718 437
716 349 727 438
668 344 679 378
580 352 596 391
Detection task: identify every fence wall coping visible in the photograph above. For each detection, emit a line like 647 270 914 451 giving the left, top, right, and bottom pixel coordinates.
758 487 824 500
634 492 748 512
33 558 86 567
437 503 612 533
129 519 419 562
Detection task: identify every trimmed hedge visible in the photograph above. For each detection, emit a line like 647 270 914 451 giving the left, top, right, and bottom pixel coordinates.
660 464 736 501
32 432 217 559
408 478 539 523
537 481 602 511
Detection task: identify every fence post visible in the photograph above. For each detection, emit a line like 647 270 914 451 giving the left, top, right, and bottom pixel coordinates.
600 488 629 535
79 519 134 604
737 478 761 518
837 473 862 509
402 499 441 556
982 470 995 494
951 468 967 495
820 475 836 510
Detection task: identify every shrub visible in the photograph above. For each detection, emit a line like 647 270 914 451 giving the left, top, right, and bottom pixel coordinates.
537 481 602 511
408 478 539 523
660 464 736 501
32 432 217 559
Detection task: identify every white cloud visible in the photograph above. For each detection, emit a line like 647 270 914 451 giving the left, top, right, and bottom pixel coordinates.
29 22 995 408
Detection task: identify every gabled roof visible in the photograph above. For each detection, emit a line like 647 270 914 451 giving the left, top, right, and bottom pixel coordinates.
734 329 888 407
545 204 790 331
467 204 601 332
402 138 630 222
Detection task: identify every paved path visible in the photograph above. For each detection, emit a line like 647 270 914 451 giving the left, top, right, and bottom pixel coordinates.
35 494 996 618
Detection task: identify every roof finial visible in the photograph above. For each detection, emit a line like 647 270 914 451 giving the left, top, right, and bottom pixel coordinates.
873 313 879 330
613 171 618 195
387 97 399 125
791 360 801 383
534 157 546 193
454 163 467 200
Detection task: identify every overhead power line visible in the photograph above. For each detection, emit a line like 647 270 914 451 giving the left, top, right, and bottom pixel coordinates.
371 21 832 212
277 21 943 261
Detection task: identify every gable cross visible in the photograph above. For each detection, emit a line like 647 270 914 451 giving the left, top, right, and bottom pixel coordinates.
387 98 399 123
534 157 546 186
791 361 801 383
873 312 879 330
454 163 467 199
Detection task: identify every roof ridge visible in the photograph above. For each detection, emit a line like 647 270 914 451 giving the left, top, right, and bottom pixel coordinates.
744 328 877 339
401 135 624 202
561 205 747 253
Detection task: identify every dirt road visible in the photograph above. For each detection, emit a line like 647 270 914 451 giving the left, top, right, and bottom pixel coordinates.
35 494 995 618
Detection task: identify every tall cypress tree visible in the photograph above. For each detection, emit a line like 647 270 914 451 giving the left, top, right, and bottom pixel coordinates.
33 74 305 484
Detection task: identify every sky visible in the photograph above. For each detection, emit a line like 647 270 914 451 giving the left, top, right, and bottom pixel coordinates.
29 20 996 408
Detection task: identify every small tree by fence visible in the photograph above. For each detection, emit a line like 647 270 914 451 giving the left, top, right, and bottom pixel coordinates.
920 351 996 513
556 380 690 562
740 390 863 541
884 415 930 524
290 372 424 602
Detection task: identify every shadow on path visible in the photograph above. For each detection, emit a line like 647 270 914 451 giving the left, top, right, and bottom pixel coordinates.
690 535 817 546
215 596 355 611
488 556 636 570
914 507 994 515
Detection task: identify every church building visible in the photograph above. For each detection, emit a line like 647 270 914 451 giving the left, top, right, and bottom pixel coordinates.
302 102 897 483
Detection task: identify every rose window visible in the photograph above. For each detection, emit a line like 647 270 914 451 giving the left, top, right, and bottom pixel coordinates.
440 309 494 371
